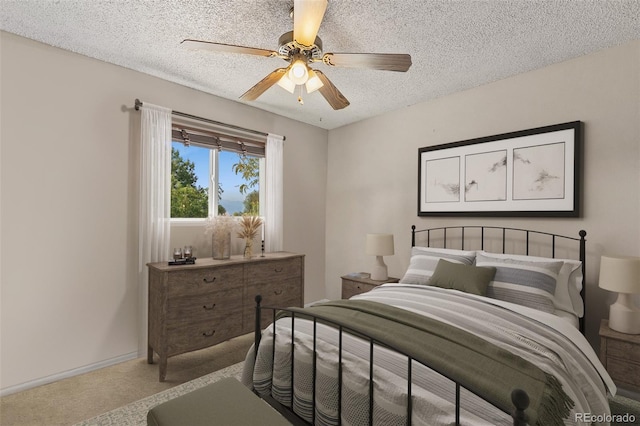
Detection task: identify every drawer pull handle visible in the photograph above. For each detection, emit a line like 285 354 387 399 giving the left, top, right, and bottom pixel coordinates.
274 268 283 273
203 277 216 283
274 289 283 295
202 330 216 337
203 303 216 310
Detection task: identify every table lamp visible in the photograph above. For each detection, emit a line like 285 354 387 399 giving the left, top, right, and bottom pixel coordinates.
366 233 394 281
598 255 640 334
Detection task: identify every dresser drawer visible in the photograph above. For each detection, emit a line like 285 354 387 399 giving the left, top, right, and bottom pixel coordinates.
166 265 244 297
607 338 640 364
166 287 243 326
246 258 302 285
342 279 377 299
246 278 302 307
166 316 243 356
245 278 302 331
607 357 640 389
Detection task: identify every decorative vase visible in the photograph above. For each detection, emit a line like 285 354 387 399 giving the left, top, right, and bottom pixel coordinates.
244 238 254 259
212 231 231 260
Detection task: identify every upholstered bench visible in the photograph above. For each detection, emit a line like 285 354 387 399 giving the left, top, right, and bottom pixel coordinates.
147 377 291 426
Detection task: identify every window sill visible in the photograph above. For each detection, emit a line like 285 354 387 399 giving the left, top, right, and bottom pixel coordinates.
170 218 207 227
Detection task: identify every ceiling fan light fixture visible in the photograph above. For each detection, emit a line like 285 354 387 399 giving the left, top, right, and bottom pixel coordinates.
185 0 408 111
277 73 296 93
305 69 324 93
289 59 309 85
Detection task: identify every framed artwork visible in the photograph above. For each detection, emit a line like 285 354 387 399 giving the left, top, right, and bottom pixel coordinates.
418 121 582 217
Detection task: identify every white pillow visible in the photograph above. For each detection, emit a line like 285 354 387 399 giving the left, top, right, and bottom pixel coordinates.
476 251 583 318
399 247 476 286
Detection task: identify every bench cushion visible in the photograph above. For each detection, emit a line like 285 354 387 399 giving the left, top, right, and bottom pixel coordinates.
147 377 290 426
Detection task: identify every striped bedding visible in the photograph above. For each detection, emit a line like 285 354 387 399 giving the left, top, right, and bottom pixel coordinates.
476 253 564 314
242 284 614 426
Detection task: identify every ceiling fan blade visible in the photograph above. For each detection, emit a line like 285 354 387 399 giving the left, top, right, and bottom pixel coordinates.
322 53 412 72
240 68 289 101
181 39 277 57
293 0 328 47
313 70 350 110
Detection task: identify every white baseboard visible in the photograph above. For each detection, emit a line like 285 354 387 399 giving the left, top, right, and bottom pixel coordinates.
0 351 139 397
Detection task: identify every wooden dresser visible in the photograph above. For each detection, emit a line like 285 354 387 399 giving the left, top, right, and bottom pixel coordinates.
147 252 304 381
599 319 640 392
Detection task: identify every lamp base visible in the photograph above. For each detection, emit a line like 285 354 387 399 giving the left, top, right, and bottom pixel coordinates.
370 256 388 281
609 293 640 334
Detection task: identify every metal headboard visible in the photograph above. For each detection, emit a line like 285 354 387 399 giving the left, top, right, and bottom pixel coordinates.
411 225 587 334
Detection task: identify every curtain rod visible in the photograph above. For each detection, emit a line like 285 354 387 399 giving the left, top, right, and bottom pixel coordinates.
134 99 284 141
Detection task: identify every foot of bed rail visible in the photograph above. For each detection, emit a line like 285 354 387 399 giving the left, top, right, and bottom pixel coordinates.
254 294 262 362
511 388 530 426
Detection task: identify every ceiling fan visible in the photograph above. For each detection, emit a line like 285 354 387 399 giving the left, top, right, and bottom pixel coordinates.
181 0 412 110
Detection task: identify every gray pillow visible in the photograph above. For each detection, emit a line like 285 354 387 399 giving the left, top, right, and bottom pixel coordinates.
428 259 496 296
399 247 477 285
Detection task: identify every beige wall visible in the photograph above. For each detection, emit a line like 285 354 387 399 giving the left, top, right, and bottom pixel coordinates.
325 40 640 348
0 31 327 393
2 30 638 394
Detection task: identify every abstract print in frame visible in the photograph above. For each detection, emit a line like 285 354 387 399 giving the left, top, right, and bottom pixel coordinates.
418 121 581 217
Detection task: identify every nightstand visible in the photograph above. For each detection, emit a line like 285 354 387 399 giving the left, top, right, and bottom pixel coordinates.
599 319 640 392
341 274 399 299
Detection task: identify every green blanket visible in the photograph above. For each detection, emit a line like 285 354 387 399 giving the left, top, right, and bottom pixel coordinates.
279 299 573 426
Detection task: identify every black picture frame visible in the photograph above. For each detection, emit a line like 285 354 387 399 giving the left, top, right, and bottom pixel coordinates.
418 121 582 217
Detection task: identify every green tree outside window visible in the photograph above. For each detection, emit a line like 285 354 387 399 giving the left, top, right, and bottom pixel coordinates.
170 147 261 218
171 148 208 218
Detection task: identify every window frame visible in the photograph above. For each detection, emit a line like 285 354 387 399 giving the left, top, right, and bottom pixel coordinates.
170 131 265 222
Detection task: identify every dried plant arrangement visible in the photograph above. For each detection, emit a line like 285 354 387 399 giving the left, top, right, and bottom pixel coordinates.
237 215 263 258
205 214 236 235
205 215 236 259
237 215 263 240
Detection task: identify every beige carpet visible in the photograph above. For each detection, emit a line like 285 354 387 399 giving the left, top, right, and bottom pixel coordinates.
4 330 639 426
73 362 246 426
0 333 254 426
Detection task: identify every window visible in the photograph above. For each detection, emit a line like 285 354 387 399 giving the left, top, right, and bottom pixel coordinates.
170 137 264 219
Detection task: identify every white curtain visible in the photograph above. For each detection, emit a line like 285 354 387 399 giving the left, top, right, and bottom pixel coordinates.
265 133 284 252
138 102 172 355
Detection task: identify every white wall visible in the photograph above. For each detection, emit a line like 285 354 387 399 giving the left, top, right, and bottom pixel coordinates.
0 31 327 393
325 40 640 348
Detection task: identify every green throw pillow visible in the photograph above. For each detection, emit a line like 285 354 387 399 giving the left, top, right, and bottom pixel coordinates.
428 259 497 296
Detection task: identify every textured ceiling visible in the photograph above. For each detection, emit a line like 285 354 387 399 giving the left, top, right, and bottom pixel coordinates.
1 1 638 130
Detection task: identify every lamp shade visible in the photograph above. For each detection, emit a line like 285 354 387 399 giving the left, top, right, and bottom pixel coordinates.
599 255 640 294
366 234 394 256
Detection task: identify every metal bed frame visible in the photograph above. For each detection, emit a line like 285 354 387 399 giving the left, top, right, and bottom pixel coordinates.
252 225 588 426
410 225 587 335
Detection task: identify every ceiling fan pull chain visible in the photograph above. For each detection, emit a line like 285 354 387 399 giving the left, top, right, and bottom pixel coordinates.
298 85 304 105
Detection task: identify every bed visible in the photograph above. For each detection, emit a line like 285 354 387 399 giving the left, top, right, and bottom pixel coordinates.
241 226 616 426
